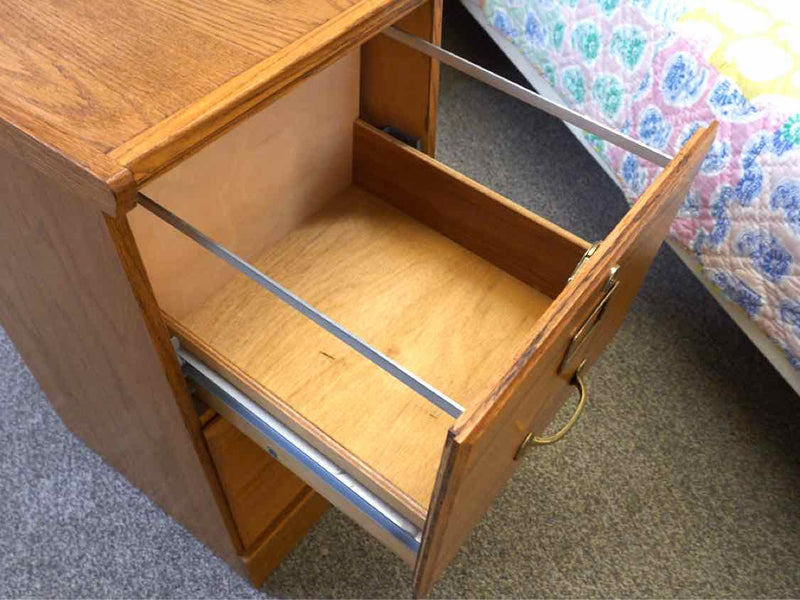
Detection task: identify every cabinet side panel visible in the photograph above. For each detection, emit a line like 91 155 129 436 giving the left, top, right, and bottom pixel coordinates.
0 144 242 572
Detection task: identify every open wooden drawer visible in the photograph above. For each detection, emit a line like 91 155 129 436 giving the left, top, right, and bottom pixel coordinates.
128 46 715 596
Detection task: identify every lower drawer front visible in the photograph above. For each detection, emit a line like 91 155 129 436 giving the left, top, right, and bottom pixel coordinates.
203 409 314 549
240 487 329 587
201 403 329 585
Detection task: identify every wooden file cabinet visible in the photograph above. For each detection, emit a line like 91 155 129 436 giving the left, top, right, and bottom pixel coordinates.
0 0 714 595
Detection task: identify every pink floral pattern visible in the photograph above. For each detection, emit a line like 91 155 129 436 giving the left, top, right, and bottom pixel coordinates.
484 0 800 368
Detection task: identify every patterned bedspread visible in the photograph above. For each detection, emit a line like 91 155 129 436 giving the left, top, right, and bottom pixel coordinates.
480 0 800 370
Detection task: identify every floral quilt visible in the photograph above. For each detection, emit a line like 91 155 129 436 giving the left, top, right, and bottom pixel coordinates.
481 0 800 369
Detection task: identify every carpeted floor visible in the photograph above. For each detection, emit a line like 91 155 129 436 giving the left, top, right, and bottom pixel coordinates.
2 2 800 597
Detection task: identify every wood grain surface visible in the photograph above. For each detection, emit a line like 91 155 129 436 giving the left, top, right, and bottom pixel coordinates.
108 0 426 184
204 413 326 550
197 371 421 564
0 0 425 208
361 0 442 154
354 120 590 297
131 50 360 320
240 487 331 587
0 104 136 214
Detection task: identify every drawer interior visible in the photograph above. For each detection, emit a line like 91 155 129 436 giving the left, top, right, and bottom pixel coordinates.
182 183 552 511
129 49 588 533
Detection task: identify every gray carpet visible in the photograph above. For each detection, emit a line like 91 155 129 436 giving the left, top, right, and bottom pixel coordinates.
2 2 800 597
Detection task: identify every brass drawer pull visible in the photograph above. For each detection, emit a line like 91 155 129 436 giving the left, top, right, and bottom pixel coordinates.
515 361 587 459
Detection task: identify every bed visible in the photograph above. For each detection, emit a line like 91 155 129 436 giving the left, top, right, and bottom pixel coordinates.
460 0 800 394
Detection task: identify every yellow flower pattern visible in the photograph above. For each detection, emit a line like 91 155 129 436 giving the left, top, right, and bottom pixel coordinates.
679 0 800 100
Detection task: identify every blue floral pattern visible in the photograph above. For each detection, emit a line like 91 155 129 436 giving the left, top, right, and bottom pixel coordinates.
737 232 792 283
661 53 707 106
771 181 800 234
638 106 671 149
707 79 759 122
483 0 800 370
711 272 763 317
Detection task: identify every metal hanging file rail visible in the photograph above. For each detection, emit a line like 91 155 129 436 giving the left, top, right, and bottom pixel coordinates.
384 27 673 168
138 195 466 419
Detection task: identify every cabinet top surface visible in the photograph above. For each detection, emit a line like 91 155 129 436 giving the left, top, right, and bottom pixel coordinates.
0 0 420 193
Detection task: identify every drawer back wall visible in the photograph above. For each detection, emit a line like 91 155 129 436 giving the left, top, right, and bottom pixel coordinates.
129 50 360 319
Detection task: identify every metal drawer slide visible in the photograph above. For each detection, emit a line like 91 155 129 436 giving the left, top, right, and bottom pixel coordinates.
176 344 423 556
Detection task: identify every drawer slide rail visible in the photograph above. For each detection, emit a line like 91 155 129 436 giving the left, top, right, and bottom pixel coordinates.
177 344 423 553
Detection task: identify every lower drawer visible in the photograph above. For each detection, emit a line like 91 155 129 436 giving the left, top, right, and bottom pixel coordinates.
240 486 329 587
201 400 329 585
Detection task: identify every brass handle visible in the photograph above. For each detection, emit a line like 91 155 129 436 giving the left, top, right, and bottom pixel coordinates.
515 361 587 460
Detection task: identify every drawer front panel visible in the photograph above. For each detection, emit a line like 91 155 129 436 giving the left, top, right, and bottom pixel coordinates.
413 123 717 597
240 487 330 587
